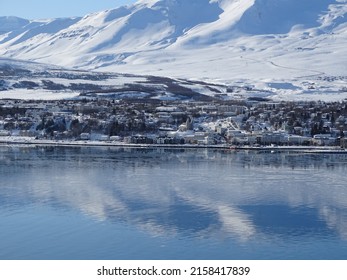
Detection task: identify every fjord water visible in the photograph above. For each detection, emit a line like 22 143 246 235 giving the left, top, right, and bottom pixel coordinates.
1 146 347 260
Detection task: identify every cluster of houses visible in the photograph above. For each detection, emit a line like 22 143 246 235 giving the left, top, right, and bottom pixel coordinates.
0 98 347 148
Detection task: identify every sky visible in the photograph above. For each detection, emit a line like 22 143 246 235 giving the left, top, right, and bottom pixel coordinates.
0 0 137 19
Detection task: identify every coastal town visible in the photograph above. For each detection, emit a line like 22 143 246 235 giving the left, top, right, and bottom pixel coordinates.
1 97 347 149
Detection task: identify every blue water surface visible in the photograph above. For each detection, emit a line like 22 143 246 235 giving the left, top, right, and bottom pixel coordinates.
0 146 347 260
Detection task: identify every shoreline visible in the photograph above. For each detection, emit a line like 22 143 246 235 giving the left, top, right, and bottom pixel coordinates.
1 136 347 153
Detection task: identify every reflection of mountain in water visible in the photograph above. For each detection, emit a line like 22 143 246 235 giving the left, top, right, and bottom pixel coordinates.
1 146 347 241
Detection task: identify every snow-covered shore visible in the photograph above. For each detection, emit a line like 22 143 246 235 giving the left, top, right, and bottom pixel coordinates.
1 136 347 153
0 136 225 149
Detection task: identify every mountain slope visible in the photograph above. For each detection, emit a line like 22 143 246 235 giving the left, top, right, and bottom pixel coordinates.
1 0 346 65
0 0 347 101
0 0 231 67
237 0 334 34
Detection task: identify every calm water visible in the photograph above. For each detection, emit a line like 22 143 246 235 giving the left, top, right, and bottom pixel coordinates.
1 145 347 260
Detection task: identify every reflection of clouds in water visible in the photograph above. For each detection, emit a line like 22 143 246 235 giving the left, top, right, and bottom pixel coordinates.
1 147 347 242
137 220 178 238
217 205 256 241
319 206 347 240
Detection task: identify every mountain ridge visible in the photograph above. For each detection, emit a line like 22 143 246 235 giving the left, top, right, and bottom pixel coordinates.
1 0 345 63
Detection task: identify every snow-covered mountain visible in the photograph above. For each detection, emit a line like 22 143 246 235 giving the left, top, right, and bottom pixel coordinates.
1 0 347 101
